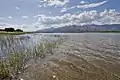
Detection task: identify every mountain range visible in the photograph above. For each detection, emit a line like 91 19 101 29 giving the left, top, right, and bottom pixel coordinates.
36 24 120 33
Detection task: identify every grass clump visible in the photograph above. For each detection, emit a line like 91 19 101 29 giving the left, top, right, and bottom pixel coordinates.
9 53 24 74
0 52 29 80
0 35 65 79
0 61 12 80
34 42 46 58
38 43 46 58
111 73 120 80
34 37 63 58
45 42 57 54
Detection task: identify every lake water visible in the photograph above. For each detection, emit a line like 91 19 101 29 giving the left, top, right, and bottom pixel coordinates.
1 33 120 80
0 33 120 58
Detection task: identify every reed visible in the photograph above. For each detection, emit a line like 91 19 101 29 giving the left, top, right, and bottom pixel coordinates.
0 35 65 79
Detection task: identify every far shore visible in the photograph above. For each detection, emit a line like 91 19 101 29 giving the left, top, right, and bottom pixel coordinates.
0 31 32 35
1 31 120 36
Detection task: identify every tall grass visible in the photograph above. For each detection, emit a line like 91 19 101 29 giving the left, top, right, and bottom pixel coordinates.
34 42 46 58
0 60 12 80
0 34 65 79
9 53 24 74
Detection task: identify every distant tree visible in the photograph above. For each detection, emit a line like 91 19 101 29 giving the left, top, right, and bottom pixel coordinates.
4 28 15 32
15 29 23 32
0 29 4 31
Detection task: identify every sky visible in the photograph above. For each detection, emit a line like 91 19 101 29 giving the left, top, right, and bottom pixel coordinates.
0 0 120 31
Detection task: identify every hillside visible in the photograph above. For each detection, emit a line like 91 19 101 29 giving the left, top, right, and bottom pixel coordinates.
36 24 120 33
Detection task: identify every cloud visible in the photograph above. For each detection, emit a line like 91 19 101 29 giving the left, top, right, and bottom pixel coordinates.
0 23 10 28
20 24 39 31
0 23 19 30
34 9 120 28
0 23 21 29
8 16 12 19
22 16 28 19
1 9 119 31
39 0 69 7
16 6 20 10
80 1 89 4
61 0 107 12
77 0 107 9
61 6 76 12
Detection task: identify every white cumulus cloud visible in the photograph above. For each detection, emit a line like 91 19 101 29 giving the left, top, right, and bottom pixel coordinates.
34 9 120 28
1 9 120 31
39 0 69 7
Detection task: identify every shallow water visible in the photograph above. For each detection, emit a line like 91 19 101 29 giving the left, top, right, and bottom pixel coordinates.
1 33 120 80
0 33 61 58
0 33 120 57
17 33 120 80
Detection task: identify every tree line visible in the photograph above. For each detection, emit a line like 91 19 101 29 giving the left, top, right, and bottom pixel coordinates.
0 28 23 32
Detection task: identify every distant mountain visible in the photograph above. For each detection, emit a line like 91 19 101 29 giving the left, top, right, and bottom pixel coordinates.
36 24 120 33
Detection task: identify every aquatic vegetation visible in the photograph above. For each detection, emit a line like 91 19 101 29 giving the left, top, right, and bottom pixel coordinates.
111 73 120 80
1 34 120 80
45 42 57 54
0 34 65 79
33 36 64 58
9 53 24 73
0 53 26 79
35 42 46 58
0 60 12 80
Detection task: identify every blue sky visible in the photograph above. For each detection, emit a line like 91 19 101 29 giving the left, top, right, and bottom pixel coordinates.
0 0 120 31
